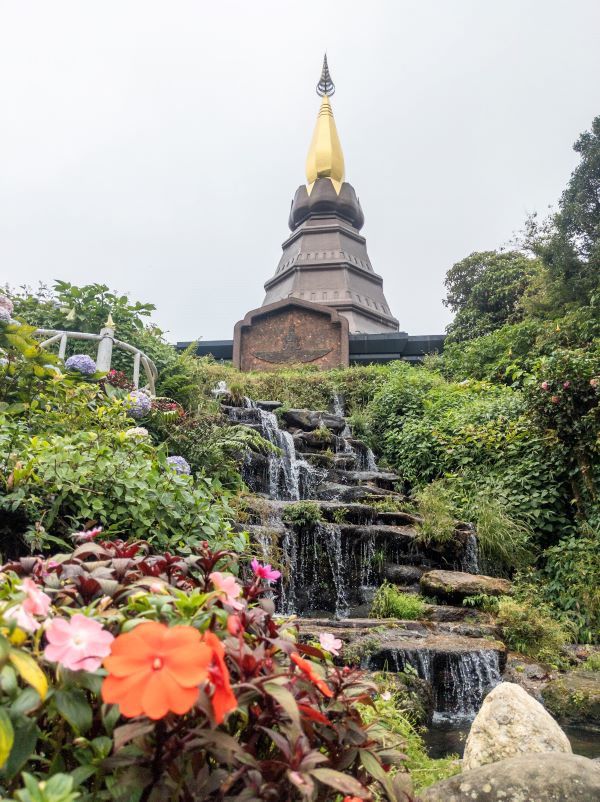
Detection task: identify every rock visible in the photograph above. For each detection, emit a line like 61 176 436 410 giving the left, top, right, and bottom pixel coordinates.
462 682 572 771
282 408 346 434
542 670 600 727
384 563 423 585
315 482 397 502
419 753 600 802
420 569 512 604
255 400 282 411
292 429 335 450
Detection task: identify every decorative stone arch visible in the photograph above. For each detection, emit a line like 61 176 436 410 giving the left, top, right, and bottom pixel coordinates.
233 298 349 371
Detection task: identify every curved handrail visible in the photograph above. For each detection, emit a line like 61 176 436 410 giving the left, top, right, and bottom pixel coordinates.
33 328 157 394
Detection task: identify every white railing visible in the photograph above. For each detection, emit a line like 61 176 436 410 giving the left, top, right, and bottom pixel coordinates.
34 323 157 394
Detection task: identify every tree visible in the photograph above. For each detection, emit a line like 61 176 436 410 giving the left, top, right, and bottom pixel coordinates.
527 115 600 312
443 250 541 342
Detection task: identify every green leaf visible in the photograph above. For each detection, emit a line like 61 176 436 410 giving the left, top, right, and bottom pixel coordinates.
0 709 14 769
2 717 38 779
311 768 368 796
54 688 93 734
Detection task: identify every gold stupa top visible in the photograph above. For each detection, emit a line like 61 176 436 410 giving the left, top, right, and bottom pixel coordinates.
305 55 345 195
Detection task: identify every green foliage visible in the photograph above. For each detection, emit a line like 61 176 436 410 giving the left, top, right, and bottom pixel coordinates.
443 250 541 343
495 596 573 664
7 283 200 409
148 411 277 489
191 358 390 415
357 689 459 792
578 652 600 672
1 427 236 553
412 481 456 545
466 496 533 574
282 501 322 528
370 583 426 620
539 526 600 643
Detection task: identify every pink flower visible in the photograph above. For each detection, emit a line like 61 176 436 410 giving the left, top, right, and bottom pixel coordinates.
563 381 570 389
72 526 103 543
6 604 39 633
209 572 243 610
250 558 281 583
591 378 598 388
19 578 51 616
44 614 114 672
550 395 560 404
319 632 343 656
541 381 549 391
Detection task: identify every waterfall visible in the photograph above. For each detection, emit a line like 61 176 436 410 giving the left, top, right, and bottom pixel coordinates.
462 530 480 574
225 400 315 501
368 647 501 722
279 522 348 617
332 393 345 417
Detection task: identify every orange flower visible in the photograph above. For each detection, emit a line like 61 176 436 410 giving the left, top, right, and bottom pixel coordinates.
204 630 237 724
102 622 212 720
291 652 333 698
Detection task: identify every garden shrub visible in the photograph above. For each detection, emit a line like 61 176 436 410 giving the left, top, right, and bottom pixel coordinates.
495 597 573 664
370 583 426 620
0 428 237 554
0 543 408 802
412 481 456 545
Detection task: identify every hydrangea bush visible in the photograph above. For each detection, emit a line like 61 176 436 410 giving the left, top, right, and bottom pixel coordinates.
0 542 409 802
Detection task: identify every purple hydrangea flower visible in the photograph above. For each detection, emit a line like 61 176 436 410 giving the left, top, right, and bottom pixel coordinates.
0 357 8 368
65 354 97 375
0 308 11 324
166 455 191 475
126 390 152 419
0 295 14 315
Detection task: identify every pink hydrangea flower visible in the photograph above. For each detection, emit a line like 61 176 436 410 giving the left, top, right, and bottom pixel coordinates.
319 632 343 656
209 572 243 610
250 558 281 583
541 381 549 391
563 381 570 389
591 378 598 388
44 614 114 672
6 604 39 633
19 578 51 616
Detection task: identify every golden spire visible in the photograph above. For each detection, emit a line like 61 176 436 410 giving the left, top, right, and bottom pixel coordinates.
305 55 345 195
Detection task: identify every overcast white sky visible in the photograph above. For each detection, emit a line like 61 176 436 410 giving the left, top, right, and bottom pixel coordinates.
1 1 600 342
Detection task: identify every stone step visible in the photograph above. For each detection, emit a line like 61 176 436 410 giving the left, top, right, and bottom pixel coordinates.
377 510 423 527
314 482 402 503
338 523 417 546
324 469 399 490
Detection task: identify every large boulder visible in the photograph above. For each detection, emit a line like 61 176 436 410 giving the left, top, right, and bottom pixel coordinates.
282 409 346 434
419 754 600 802
542 670 600 727
463 682 571 771
420 569 511 604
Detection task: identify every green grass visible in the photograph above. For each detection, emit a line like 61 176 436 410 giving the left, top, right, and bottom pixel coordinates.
357 687 459 792
370 582 426 619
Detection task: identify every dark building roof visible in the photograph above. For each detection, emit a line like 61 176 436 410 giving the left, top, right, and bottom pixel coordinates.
176 331 445 365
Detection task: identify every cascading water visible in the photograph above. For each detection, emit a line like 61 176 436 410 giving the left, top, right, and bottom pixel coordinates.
368 647 502 722
462 529 480 574
225 399 315 501
280 522 348 618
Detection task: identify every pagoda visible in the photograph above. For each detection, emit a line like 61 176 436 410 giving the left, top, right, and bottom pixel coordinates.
262 55 399 334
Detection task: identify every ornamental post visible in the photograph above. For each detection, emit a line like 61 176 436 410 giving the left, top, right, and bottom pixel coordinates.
96 313 115 374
